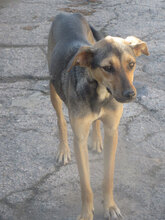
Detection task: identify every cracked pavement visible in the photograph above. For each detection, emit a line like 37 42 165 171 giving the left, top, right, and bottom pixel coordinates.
0 0 165 219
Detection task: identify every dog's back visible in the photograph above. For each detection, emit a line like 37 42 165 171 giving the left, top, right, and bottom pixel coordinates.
48 13 95 72
48 13 102 107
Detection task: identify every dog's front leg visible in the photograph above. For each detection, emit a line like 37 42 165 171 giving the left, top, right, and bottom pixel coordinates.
103 128 122 219
70 115 94 220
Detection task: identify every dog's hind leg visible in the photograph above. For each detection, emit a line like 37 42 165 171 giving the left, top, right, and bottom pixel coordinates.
89 120 103 153
50 82 71 165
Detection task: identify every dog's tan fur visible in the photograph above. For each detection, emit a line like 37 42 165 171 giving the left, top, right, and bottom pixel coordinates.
48 13 149 220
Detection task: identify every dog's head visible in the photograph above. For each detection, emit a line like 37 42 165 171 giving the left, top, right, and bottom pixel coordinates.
68 36 149 103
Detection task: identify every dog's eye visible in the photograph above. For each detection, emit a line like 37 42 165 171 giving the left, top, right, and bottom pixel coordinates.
129 62 135 69
102 65 114 73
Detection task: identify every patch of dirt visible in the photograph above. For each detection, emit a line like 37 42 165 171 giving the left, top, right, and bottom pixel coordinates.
58 8 96 16
22 25 39 31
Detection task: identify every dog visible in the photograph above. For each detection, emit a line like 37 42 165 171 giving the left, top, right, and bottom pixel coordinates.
47 13 149 220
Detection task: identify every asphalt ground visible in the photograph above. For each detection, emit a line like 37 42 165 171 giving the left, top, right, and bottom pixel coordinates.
0 0 165 219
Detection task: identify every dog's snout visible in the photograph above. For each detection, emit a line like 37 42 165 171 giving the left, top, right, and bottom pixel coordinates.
123 90 135 98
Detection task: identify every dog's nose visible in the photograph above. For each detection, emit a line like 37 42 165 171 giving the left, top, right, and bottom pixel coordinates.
123 90 135 98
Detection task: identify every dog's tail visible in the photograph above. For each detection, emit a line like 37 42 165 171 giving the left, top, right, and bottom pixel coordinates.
89 24 104 41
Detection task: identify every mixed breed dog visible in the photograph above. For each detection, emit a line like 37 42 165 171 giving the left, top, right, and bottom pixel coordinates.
47 13 149 220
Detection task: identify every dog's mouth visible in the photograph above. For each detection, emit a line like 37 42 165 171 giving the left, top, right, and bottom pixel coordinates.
106 87 112 95
115 96 136 103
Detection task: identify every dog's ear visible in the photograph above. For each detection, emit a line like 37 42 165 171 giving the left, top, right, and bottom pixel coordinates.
125 36 149 57
67 46 95 72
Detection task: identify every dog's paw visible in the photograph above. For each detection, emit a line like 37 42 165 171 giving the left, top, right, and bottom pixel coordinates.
77 206 94 220
89 135 103 153
56 146 71 165
104 205 122 219
77 212 94 220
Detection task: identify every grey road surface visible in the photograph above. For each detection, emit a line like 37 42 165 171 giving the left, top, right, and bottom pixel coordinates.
0 0 165 220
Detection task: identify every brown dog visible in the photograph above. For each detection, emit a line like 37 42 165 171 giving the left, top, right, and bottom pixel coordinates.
48 13 149 220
